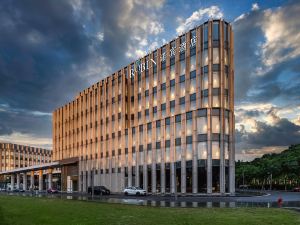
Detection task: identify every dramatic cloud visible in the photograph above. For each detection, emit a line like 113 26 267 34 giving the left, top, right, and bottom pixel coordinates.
176 6 223 34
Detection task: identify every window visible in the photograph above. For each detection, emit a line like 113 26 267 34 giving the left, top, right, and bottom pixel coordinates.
225 117 229 135
176 145 181 161
186 144 193 161
161 103 166 118
153 72 157 86
213 48 219 64
190 54 196 71
212 116 220 133
202 50 208 66
213 96 220 107
197 142 207 159
202 73 208 90
190 93 196 110
146 75 149 89
170 81 175 100
165 146 170 163
139 151 144 164
225 142 229 160
161 69 166 83
212 141 220 159
213 22 219 41
213 72 220 88
170 64 175 80
186 117 193 136
161 83 166 103
190 72 196 94
180 97 185 113
224 49 229 65
170 100 175 115
180 59 185 76
203 23 208 44
156 149 161 163
197 117 207 134
202 96 208 108
147 150 152 164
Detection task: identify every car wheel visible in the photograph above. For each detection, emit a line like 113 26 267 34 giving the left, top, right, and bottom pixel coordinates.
136 192 140 196
125 192 128 196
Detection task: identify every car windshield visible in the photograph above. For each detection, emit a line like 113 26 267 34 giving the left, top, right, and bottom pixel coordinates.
135 187 143 190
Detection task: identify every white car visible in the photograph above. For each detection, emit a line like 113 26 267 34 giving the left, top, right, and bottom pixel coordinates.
123 186 146 196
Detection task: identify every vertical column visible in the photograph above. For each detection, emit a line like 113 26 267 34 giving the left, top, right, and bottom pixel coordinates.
10 174 15 191
151 158 156 194
143 164 147 191
48 169 53 189
192 112 198 193
23 173 27 191
16 173 20 190
128 165 132 187
181 120 186 194
207 110 212 194
82 170 87 193
161 139 165 194
30 171 34 190
38 170 43 191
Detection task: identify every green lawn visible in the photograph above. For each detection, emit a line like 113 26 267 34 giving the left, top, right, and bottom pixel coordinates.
0 195 299 225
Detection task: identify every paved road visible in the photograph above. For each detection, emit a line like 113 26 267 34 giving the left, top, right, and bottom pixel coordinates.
1 190 300 208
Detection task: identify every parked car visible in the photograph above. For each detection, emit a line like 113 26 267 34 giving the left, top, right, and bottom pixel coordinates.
293 187 300 192
13 189 25 192
88 186 110 195
123 187 146 196
47 188 59 194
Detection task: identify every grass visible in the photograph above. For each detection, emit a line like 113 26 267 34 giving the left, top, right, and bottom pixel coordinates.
0 195 299 225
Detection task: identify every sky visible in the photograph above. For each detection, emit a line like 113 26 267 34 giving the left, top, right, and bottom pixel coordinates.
0 0 299 161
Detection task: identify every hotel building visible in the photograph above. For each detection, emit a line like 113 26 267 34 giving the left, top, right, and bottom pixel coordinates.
52 19 235 194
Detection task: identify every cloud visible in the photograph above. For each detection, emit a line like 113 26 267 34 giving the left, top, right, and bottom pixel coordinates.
0 132 52 150
233 0 300 106
176 6 223 34
251 3 259 11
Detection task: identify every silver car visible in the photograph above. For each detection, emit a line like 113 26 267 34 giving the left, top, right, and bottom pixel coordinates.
123 186 146 196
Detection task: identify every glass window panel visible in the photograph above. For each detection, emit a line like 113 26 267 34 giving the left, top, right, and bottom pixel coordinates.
170 64 175 80
153 92 157 106
213 96 220 107
156 127 161 141
190 77 196 94
225 143 229 160
224 49 229 65
176 146 181 161
213 22 219 40
180 82 185 97
147 150 152 164
197 142 207 159
186 119 193 136
161 69 166 83
156 149 161 163
213 48 219 64
165 125 170 139
180 60 186 75
202 73 208 90
197 117 207 134
202 97 208 108
153 72 157 86
225 117 229 134
212 141 220 159
175 123 181 138
170 86 175 100
139 151 144 164
146 76 149 89
162 89 166 103
186 144 193 160
190 55 196 71
165 147 170 163
202 50 208 66
212 116 220 133
213 72 220 88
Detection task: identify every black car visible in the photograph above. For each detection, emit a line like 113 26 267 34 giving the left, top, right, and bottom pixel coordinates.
88 186 110 195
